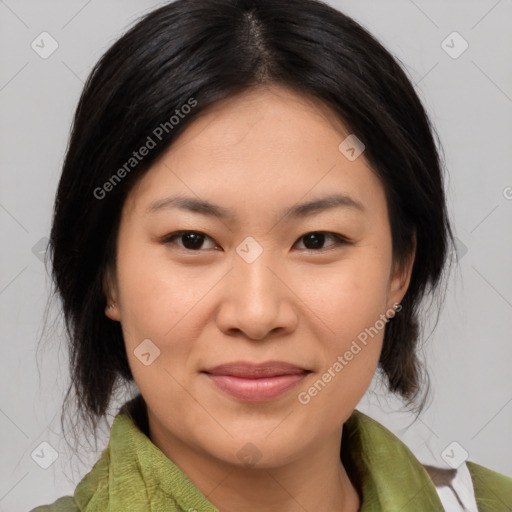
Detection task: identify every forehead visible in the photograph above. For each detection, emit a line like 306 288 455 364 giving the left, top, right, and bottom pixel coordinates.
124 85 387 223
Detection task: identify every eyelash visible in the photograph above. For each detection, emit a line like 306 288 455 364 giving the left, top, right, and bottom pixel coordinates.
161 230 351 253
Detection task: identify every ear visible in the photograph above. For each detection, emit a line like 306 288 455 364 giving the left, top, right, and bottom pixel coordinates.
387 231 416 311
103 265 121 322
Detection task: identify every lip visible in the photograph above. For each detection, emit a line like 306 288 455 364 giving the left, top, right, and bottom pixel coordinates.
202 361 310 402
203 360 309 378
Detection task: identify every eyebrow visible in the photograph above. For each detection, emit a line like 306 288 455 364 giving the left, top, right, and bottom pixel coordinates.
145 193 365 220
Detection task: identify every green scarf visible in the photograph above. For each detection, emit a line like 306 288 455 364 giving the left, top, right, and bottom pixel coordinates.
32 397 512 511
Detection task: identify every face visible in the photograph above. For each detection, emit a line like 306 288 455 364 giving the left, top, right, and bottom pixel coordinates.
105 85 414 470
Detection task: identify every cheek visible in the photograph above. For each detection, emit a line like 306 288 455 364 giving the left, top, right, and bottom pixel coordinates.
299 252 391 339
295 252 391 408
115 234 207 337
115 239 230 396
296 258 390 413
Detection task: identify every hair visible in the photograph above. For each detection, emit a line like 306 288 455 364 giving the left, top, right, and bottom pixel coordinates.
44 0 455 444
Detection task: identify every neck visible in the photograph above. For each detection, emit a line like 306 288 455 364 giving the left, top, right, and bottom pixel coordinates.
148 415 361 512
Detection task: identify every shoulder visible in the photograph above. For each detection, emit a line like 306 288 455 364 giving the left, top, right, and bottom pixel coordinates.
466 460 512 510
422 460 512 512
30 495 79 512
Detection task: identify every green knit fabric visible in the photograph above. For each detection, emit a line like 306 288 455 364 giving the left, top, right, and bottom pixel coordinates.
31 401 512 511
466 461 512 511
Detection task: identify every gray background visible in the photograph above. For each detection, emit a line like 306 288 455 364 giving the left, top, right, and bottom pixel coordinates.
1 0 511 510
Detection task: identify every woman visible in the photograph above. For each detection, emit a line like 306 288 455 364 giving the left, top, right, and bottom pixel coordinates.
32 0 511 510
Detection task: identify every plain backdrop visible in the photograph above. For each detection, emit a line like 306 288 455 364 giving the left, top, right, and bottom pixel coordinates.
1 1 511 510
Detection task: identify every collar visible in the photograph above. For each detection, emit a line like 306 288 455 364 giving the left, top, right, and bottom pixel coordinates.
73 394 444 511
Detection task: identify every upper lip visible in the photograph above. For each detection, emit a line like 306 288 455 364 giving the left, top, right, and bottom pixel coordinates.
202 361 310 378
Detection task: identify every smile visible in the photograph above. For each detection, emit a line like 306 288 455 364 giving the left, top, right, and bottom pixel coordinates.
203 372 310 402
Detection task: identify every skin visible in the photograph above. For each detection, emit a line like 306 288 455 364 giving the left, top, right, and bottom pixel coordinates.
104 85 415 512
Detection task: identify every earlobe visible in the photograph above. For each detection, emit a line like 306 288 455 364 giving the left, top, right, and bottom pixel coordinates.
103 268 120 321
105 301 120 321
388 233 416 309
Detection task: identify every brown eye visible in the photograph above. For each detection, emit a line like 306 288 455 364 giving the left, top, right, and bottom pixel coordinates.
163 231 218 251
294 232 349 251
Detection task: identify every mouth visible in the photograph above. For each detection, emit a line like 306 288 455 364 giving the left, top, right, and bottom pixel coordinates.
201 361 311 402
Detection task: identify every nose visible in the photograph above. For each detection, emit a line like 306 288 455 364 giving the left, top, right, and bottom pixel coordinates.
215 249 299 341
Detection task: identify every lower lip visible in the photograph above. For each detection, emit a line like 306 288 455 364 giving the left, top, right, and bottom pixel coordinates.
204 373 309 402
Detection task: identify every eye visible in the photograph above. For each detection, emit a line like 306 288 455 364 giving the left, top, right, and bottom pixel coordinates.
162 230 349 253
162 231 219 251
293 231 349 252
